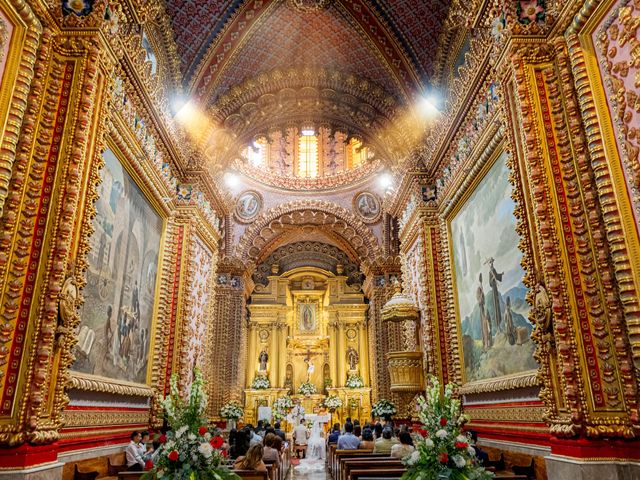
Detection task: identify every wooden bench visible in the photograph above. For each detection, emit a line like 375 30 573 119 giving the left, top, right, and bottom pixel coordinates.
234 470 269 480
349 468 406 480
341 458 403 480
331 449 390 480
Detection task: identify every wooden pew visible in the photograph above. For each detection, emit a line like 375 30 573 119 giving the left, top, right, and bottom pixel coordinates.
234 470 269 480
341 458 403 480
333 451 387 480
335 451 391 477
350 468 406 480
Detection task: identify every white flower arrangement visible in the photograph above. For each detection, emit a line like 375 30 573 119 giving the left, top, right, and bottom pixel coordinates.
219 401 244 420
298 381 317 396
345 374 364 388
400 375 492 480
141 370 237 480
371 399 397 418
272 396 295 421
251 374 270 390
323 395 343 410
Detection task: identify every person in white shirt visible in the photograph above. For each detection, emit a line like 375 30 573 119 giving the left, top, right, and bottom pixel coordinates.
293 419 309 458
125 431 145 471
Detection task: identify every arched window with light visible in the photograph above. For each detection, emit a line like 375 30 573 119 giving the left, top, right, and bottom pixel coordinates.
298 127 319 178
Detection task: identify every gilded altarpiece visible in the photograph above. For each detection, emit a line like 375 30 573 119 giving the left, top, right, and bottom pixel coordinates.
244 268 371 427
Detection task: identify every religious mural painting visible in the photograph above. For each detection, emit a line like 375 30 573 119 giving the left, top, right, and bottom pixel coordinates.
449 151 537 382
298 302 318 334
353 191 381 222
235 190 262 222
72 147 163 385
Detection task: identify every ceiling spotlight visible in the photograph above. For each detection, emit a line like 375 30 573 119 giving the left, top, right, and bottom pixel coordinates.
420 95 439 116
224 172 240 188
378 173 393 189
301 128 315 136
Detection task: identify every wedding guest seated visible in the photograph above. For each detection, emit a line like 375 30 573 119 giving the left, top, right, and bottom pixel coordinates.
354 425 362 439
469 430 489 465
373 423 383 439
343 418 352 433
262 433 281 468
272 435 283 453
234 444 268 472
359 428 375 450
328 423 341 444
231 428 250 459
273 422 286 441
125 431 145 471
248 426 263 447
337 422 360 450
390 432 415 459
256 420 266 438
139 431 153 461
373 428 398 454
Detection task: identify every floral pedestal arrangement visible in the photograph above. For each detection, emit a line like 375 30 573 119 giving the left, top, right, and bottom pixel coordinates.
142 371 238 480
400 376 492 480
220 401 244 431
371 399 397 422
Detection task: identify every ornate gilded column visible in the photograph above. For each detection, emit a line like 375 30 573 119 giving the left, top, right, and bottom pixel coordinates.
357 321 370 385
337 319 346 386
328 319 338 387
269 321 278 386
381 283 423 418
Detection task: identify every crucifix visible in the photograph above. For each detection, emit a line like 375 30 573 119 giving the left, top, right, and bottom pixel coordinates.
303 347 314 381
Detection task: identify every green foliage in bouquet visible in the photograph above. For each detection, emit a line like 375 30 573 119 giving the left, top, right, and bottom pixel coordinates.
251 374 270 389
272 396 294 421
142 371 239 480
345 374 364 388
400 376 493 480
322 395 343 410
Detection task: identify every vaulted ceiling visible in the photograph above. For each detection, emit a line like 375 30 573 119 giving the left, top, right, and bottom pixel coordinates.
163 0 453 174
165 0 451 101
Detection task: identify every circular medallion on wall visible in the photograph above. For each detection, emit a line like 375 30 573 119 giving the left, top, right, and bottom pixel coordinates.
353 191 381 223
235 190 262 223
346 328 357 340
259 329 270 341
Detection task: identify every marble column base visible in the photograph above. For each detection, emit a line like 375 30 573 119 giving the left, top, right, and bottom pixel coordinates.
546 455 640 479
0 463 63 480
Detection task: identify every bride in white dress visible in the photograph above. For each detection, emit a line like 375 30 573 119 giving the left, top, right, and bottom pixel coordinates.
294 421 326 472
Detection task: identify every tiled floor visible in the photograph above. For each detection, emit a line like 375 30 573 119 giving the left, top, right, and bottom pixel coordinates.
288 462 330 480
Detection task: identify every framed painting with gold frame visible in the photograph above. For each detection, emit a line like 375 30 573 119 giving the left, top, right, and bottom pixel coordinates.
445 143 538 391
0 0 41 214
70 135 168 396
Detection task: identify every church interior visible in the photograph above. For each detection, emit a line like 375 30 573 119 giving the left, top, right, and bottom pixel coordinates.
0 0 639 479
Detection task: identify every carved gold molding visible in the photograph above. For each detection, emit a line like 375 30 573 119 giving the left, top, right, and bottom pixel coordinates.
62 409 150 427
69 372 154 397
459 371 539 395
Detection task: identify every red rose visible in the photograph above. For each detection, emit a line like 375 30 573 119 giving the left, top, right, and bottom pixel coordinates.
158 434 167 444
199 426 208 436
210 436 224 449
144 460 154 470
168 450 179 462
440 417 447 427
417 429 428 438
438 452 449 464
221 449 229 458
455 441 469 449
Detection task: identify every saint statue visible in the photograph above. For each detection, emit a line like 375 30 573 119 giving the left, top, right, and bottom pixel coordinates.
346 347 359 371
258 349 269 371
